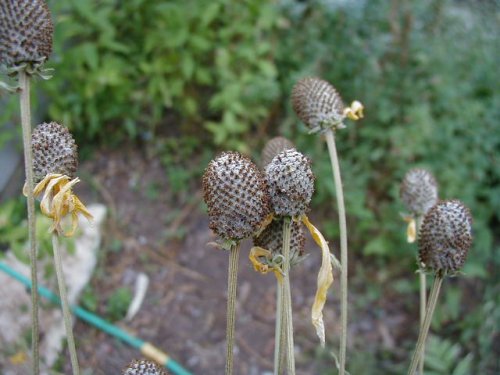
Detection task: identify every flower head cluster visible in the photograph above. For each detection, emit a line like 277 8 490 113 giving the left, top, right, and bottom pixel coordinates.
0 0 53 72
419 200 473 274
261 136 295 168
202 151 271 242
123 359 168 375
291 77 363 133
400 168 438 216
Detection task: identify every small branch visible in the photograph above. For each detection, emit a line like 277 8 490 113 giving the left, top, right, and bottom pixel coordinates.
225 242 241 375
19 70 40 375
52 234 81 375
407 273 444 375
325 129 348 375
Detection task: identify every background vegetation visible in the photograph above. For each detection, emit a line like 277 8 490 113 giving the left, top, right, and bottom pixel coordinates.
1 0 498 373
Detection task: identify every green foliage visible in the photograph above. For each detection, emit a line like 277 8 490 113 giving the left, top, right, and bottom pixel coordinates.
105 287 132 322
424 335 473 375
43 0 281 151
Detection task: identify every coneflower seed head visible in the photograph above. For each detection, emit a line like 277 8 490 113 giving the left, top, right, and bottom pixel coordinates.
400 168 438 216
0 0 53 68
261 136 295 168
266 149 315 217
123 359 168 375
291 77 345 133
419 200 473 273
203 151 271 241
31 122 78 182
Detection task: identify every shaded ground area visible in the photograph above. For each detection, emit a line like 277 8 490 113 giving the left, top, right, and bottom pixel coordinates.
67 147 415 375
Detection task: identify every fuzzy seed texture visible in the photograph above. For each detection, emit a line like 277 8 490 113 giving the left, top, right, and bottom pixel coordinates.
291 77 345 133
203 151 271 241
419 200 473 273
254 218 306 265
400 168 438 216
266 149 315 217
123 359 168 375
261 136 295 168
31 122 78 182
0 0 53 68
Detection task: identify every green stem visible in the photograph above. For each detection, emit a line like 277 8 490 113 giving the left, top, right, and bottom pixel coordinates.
274 278 285 374
19 70 40 375
415 215 425 375
325 129 348 375
407 273 444 375
52 234 80 375
225 242 240 375
282 218 295 375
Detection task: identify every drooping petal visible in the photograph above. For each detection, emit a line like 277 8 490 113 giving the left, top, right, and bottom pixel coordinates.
301 215 334 347
403 216 417 243
249 246 284 282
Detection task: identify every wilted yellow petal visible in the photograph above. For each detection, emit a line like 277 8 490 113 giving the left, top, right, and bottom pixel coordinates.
249 246 284 282
301 215 334 346
403 216 417 243
344 100 364 120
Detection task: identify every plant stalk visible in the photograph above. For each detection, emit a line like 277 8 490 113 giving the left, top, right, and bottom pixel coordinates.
274 278 285 374
52 234 80 375
19 70 40 375
225 242 241 375
282 218 295 375
415 215 425 375
325 129 348 375
407 273 444 375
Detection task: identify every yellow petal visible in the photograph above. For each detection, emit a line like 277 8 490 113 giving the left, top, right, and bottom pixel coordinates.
249 246 283 282
301 215 334 347
404 217 417 243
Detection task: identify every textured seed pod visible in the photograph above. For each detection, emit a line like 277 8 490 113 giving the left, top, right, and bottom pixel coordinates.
0 0 53 68
254 218 306 265
31 122 78 182
266 149 315 217
123 359 168 375
261 136 295 168
419 200 473 273
291 77 345 133
400 168 438 216
203 151 271 241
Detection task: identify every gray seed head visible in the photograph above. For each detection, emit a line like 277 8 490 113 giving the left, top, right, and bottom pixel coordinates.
266 149 315 217
291 77 345 133
254 218 306 265
31 122 78 182
0 0 53 68
419 200 473 274
400 168 438 216
122 359 168 375
203 151 271 241
261 136 295 168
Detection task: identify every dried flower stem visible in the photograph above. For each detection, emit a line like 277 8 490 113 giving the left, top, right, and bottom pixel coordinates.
325 128 348 375
282 217 296 374
225 242 241 375
416 215 426 375
407 273 444 375
274 278 285 374
52 234 80 375
19 70 40 374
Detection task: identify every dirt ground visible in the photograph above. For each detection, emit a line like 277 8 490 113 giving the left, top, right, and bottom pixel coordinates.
63 147 415 375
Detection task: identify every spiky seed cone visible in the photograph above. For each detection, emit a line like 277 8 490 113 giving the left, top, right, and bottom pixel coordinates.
203 151 271 241
261 136 295 168
266 149 315 217
291 77 345 133
0 0 53 68
31 122 78 183
400 168 438 216
254 218 306 264
123 359 168 375
419 200 473 273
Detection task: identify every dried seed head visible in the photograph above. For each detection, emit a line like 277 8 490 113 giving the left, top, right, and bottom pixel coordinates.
31 122 78 182
254 218 306 265
291 77 346 133
123 359 168 375
0 0 53 68
261 136 295 168
203 151 271 241
419 200 473 273
266 149 315 217
400 168 438 216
